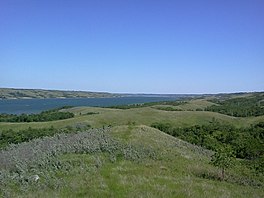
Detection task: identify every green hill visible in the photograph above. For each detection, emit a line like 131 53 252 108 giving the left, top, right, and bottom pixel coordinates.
1 125 263 197
0 104 261 131
0 95 264 197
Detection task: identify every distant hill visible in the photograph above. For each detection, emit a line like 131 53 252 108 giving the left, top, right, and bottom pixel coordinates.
0 88 121 99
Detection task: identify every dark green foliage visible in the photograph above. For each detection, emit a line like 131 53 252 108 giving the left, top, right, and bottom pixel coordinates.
0 127 57 148
155 101 187 106
108 101 187 109
0 107 74 122
0 124 91 148
151 121 264 174
154 106 182 111
210 147 235 180
83 112 99 115
205 94 264 117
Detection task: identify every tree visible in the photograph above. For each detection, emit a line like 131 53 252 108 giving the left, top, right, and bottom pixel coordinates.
210 146 235 180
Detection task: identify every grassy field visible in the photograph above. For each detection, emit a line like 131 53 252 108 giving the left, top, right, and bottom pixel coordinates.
152 99 217 111
1 96 264 197
1 125 263 197
0 105 262 131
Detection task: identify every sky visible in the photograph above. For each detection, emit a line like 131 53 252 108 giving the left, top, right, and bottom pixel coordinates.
0 0 263 94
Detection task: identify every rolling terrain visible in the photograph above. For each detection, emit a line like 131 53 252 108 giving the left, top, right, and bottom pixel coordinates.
1 97 262 131
0 92 263 197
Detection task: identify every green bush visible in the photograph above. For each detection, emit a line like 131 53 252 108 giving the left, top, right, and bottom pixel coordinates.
151 121 264 174
205 94 264 117
210 146 235 180
0 107 74 123
0 124 91 149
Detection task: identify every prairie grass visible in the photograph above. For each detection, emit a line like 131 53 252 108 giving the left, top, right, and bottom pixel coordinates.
1 125 263 197
0 98 263 197
1 105 260 131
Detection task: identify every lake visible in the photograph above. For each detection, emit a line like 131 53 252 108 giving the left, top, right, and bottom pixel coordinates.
0 96 180 114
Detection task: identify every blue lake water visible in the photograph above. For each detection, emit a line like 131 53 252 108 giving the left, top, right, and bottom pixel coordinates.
0 97 180 114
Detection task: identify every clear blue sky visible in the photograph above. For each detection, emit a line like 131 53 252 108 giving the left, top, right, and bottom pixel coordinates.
1 0 263 94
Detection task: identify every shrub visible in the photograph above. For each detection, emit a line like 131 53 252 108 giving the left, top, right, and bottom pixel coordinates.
0 127 156 195
210 147 235 180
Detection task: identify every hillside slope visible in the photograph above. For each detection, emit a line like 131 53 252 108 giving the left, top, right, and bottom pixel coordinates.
0 88 119 99
1 103 263 131
1 95 263 197
1 125 263 197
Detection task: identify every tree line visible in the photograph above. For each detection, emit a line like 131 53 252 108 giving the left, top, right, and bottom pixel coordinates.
108 101 187 109
0 124 91 149
0 106 74 122
151 121 264 174
205 95 264 117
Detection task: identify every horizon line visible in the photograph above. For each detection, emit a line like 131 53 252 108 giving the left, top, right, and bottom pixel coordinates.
1 87 263 96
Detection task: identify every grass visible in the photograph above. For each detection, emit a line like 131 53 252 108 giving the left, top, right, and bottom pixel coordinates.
1 96 264 197
1 105 261 131
152 99 217 111
2 125 263 197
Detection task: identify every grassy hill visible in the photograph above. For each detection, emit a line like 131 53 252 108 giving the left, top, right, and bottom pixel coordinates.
1 103 262 131
0 88 120 99
0 94 264 197
1 125 263 197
